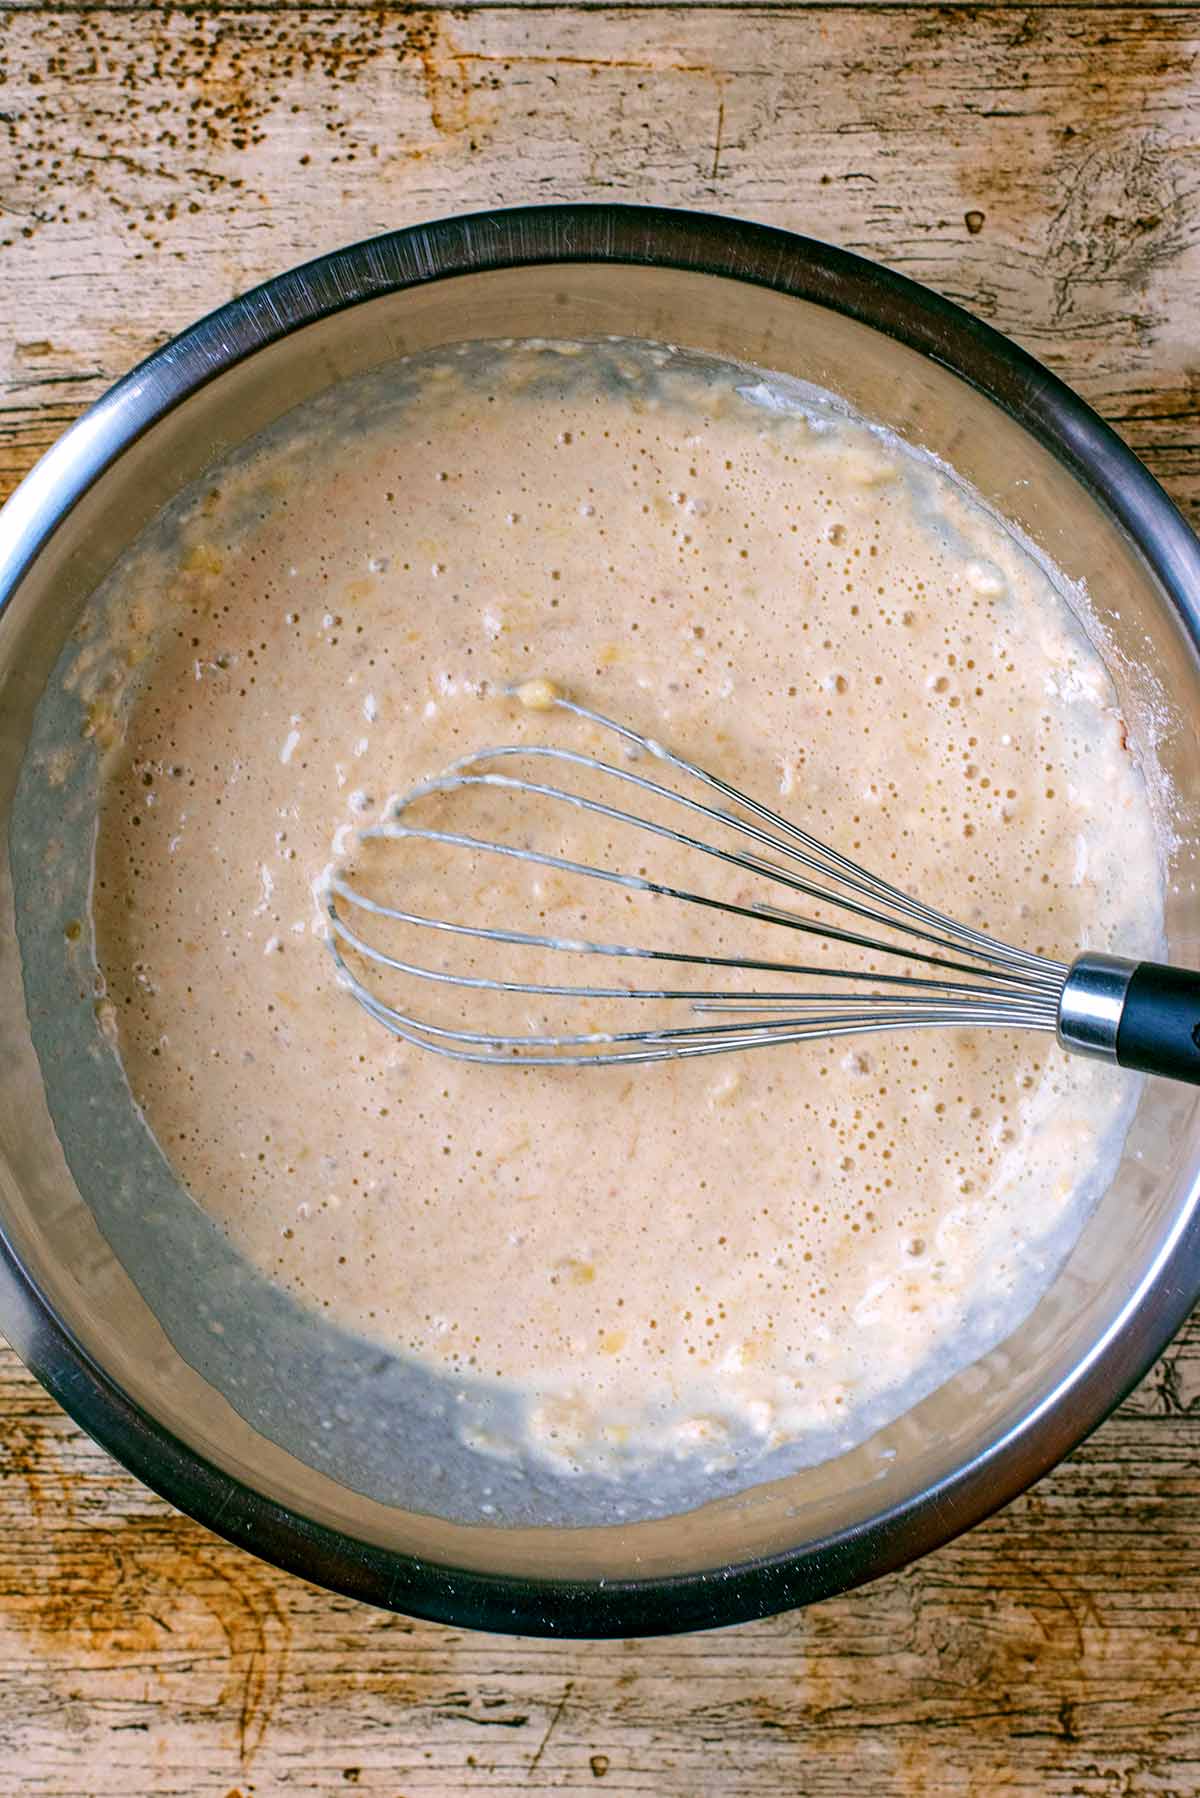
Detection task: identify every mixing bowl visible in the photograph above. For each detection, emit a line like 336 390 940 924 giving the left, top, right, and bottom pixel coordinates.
2 204 1199 1638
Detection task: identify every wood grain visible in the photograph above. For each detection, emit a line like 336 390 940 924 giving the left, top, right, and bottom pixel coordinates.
2 6 1198 516
1 3 1199 1793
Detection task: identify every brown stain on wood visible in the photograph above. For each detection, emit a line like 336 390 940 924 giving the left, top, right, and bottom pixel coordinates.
0 1401 290 1769
0 1418 78 1522
412 15 478 142
19 1527 290 1768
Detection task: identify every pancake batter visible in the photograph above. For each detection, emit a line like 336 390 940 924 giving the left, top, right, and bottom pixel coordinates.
81 341 1161 1476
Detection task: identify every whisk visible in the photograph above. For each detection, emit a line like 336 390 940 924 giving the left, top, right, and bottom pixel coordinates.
323 688 1200 1086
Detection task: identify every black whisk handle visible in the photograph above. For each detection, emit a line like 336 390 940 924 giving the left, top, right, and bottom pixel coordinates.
1115 961 1200 1085
1059 953 1200 1086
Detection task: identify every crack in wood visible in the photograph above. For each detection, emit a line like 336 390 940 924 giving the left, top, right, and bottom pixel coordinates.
527 1680 574 1775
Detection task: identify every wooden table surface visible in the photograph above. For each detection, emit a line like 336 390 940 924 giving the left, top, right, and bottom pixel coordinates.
2 3 1199 1792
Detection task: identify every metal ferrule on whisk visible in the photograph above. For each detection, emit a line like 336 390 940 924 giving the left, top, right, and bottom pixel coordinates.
1056 953 1139 1063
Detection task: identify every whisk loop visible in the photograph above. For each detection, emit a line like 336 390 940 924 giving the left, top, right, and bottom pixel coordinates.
323 690 1072 1067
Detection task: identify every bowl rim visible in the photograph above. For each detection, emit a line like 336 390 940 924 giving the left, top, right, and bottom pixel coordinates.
2 201 1199 1638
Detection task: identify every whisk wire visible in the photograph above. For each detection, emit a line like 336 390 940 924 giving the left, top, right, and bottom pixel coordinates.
324 694 1069 1065
553 695 1064 978
367 772 1062 992
427 738 1063 984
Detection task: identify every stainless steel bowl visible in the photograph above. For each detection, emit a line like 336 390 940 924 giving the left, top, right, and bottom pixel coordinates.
2 204 1199 1637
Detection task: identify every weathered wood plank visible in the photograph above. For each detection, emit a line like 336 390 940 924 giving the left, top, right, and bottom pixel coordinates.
1 3 1198 1794
10 1 1198 11
1 1333 1199 1795
1 7 1197 515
